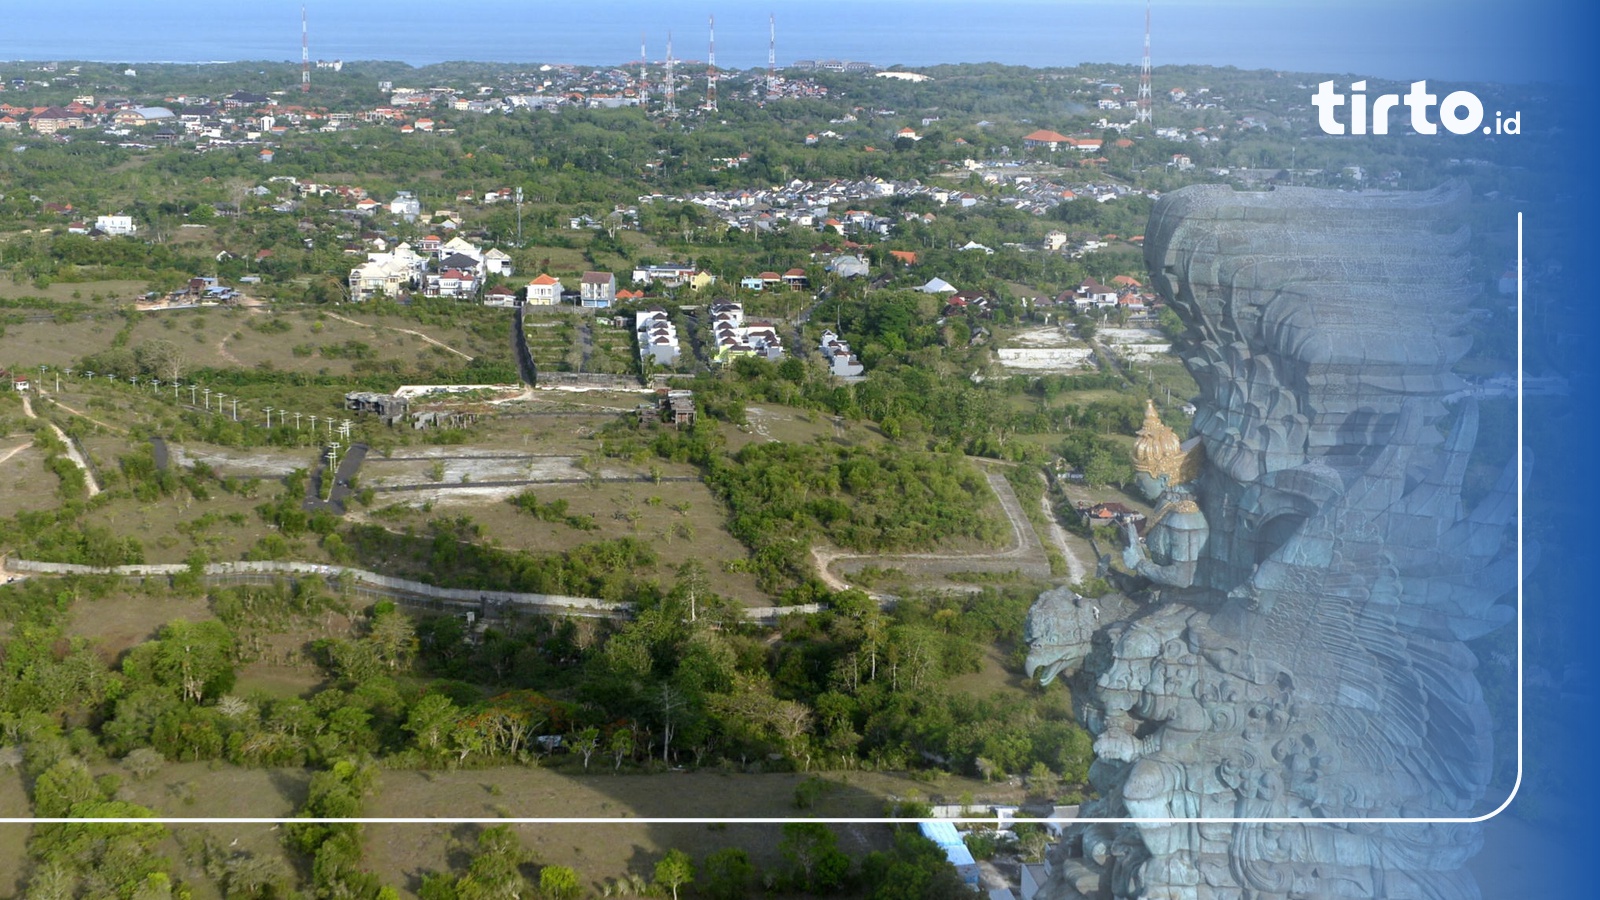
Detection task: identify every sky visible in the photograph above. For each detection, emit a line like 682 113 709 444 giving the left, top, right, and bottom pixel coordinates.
0 0 1566 83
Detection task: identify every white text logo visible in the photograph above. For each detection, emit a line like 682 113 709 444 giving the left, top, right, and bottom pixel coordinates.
1312 80 1519 136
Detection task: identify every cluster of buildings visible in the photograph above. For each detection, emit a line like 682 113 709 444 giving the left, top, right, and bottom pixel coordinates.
817 329 864 378
652 177 967 237
709 301 783 365
348 235 513 301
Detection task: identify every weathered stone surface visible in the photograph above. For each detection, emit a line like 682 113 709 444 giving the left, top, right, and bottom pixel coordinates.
1030 184 1514 900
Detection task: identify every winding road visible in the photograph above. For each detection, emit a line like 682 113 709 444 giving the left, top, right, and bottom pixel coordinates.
20 394 100 496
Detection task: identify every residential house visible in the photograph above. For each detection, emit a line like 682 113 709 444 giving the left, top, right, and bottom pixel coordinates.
636 309 681 367
579 271 616 308
1075 278 1118 309
483 248 514 276
781 268 809 290
1022 129 1072 151
818 329 865 377
632 263 698 287
710 301 783 364
483 285 519 307
349 243 427 300
425 268 478 298
525 273 562 305
95 215 137 236
827 255 869 278
389 192 421 220
31 107 87 134
916 277 958 294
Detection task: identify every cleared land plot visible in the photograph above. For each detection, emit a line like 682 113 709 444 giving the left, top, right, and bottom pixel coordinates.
725 405 863 453
65 590 215 661
1097 327 1171 362
116 306 500 379
401 478 764 601
0 444 61 517
364 765 1005 822
521 312 585 373
76 489 300 565
169 444 316 478
0 277 148 303
0 315 126 367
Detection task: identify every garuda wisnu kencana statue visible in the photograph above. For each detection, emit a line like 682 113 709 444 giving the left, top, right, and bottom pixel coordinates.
1026 183 1517 900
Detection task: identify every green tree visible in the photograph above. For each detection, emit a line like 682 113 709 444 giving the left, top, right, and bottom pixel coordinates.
653 849 694 900
702 847 756 900
538 865 581 900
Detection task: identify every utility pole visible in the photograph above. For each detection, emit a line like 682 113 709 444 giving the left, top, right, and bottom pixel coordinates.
515 186 524 246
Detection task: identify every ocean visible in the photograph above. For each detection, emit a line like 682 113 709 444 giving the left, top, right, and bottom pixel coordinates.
0 0 1563 84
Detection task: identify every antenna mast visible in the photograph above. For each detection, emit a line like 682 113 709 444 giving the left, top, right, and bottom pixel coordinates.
640 32 649 106
1137 0 1152 125
705 15 717 113
301 6 310 94
665 31 676 115
767 14 777 100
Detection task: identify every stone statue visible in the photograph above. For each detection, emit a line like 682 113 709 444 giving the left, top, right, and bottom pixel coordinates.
1028 183 1517 900
1122 400 1208 589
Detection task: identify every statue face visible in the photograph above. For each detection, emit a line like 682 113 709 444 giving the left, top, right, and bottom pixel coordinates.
1024 589 1098 685
1134 471 1168 503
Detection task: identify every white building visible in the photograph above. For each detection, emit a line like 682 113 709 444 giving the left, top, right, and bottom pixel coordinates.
525 274 562 305
636 309 681 367
95 215 136 236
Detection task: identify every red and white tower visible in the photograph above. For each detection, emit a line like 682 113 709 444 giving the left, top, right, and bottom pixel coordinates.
301 6 310 94
705 14 717 113
1137 0 1152 125
767 14 777 100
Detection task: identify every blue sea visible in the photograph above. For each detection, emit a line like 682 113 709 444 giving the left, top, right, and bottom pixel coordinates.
0 0 1566 84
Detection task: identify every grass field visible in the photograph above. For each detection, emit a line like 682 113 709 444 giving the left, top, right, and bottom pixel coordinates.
0 277 148 304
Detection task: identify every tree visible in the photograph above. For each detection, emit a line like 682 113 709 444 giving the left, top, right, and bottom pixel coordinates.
539 865 581 900
609 728 634 772
568 726 601 772
131 619 235 703
457 825 529 900
653 849 694 900
702 847 756 900
406 693 460 759
780 822 847 893
369 608 418 671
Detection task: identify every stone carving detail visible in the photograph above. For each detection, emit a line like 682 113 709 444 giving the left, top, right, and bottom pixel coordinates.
1030 184 1517 900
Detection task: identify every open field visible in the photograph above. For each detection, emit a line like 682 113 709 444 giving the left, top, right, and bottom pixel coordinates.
0 443 60 518
0 277 148 303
